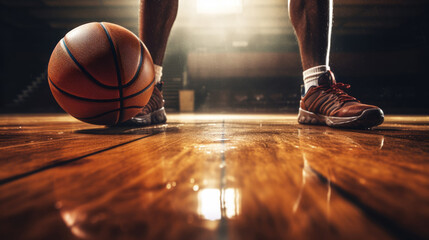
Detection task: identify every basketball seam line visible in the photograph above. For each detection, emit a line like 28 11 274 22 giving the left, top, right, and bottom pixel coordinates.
61 39 116 90
121 42 144 88
48 76 155 102
61 39 143 90
77 106 143 120
100 22 123 124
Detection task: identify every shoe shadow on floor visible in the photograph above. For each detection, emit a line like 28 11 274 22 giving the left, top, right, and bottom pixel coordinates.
75 124 179 135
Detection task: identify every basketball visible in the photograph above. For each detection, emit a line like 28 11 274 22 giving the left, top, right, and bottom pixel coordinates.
47 22 155 125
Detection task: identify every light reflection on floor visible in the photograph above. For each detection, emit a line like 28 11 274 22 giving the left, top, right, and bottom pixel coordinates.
1 113 428 239
198 188 241 220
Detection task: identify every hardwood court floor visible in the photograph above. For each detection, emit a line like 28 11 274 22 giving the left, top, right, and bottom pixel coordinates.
0 113 428 240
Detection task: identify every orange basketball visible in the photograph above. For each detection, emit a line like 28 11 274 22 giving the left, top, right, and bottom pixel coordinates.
48 22 155 125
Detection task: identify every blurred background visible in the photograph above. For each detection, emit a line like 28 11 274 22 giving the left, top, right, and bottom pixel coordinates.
1 0 428 114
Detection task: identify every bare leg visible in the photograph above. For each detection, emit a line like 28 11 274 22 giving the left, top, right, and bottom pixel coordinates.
139 0 178 66
123 1 178 126
288 0 332 70
289 0 384 128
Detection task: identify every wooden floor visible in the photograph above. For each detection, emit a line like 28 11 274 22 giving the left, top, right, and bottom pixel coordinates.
0 113 428 240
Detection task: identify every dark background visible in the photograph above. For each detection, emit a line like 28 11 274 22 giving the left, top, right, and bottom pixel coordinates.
1 0 428 114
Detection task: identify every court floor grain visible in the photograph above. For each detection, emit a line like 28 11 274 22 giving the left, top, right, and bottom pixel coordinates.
0 113 428 240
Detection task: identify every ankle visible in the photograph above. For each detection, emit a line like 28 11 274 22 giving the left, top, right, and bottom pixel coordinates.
154 64 163 84
303 65 330 93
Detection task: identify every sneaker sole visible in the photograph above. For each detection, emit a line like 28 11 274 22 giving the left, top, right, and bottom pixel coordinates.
150 107 167 125
298 108 384 129
120 107 167 127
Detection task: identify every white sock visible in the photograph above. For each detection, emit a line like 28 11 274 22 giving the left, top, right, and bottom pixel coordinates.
303 65 330 94
154 64 163 84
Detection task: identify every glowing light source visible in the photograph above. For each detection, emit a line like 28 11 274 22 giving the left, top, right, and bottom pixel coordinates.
197 0 243 14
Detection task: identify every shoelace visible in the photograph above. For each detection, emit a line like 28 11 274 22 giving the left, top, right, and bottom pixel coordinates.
316 82 358 102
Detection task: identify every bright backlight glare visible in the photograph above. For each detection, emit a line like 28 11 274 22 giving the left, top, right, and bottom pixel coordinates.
197 0 243 14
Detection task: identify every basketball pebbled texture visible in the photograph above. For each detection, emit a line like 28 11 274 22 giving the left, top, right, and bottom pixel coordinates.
48 22 155 125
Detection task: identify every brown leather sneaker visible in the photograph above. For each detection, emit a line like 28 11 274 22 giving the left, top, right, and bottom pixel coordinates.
122 82 167 126
298 71 384 129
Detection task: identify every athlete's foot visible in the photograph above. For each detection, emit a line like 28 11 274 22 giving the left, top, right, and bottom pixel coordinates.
298 71 384 129
121 82 167 126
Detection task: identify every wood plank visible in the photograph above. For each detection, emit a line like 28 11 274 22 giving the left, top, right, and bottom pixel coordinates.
223 123 393 239
295 123 429 238
0 114 153 182
3 114 427 239
0 118 222 240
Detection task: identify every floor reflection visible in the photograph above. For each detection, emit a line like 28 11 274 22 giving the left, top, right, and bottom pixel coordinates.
295 126 386 222
46 116 421 239
75 124 177 135
198 188 241 221
52 120 242 239
292 155 324 214
60 210 88 239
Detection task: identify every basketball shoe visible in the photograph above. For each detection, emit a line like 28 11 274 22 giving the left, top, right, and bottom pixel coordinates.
122 82 167 126
298 71 384 129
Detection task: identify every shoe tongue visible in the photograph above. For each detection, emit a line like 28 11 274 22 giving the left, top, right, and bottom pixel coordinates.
318 70 336 87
